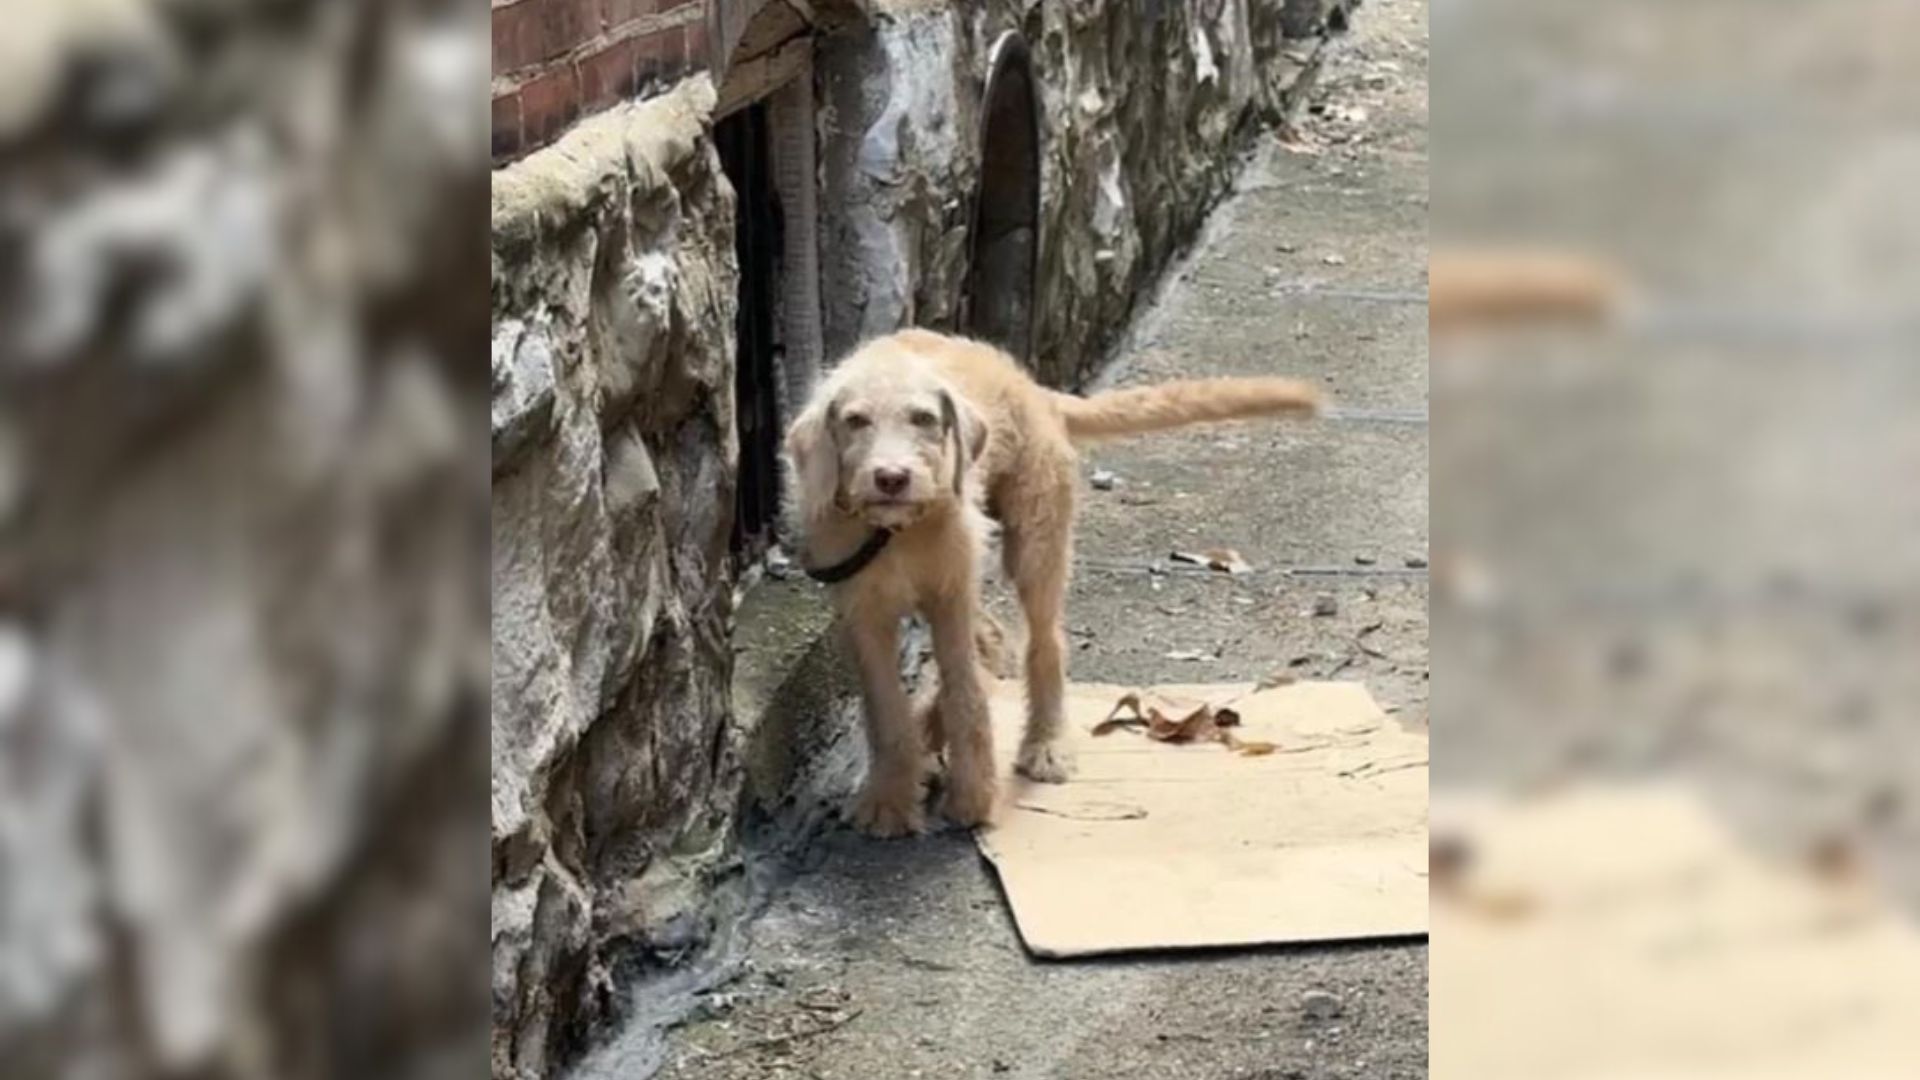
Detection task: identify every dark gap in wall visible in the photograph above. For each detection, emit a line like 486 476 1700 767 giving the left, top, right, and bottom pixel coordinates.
963 34 1042 375
717 102 786 562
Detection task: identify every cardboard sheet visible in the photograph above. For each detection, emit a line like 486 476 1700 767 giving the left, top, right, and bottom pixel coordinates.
975 678 1429 957
1432 785 1920 1079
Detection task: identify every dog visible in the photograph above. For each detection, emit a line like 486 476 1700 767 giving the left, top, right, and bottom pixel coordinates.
783 329 1321 836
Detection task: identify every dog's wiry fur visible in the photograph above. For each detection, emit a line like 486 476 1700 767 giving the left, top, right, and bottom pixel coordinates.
785 329 1320 836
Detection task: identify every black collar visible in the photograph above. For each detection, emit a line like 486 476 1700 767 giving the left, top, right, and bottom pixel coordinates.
803 528 894 584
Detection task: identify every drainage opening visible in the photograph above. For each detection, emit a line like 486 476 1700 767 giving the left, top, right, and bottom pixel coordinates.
718 101 785 561
962 32 1042 371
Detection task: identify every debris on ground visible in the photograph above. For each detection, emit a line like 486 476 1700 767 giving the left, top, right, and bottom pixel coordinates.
1357 621 1389 659
1302 989 1344 1021
1313 594 1339 617
1090 468 1120 490
1163 648 1218 662
1171 547 1254 575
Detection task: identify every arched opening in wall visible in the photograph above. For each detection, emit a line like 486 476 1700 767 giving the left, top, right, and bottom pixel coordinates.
715 1 821 562
962 32 1042 371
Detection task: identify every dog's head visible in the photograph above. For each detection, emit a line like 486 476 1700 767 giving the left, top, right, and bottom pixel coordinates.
785 360 988 530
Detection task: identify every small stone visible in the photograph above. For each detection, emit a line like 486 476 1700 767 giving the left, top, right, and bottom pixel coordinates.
1354 554 1376 566
1302 989 1344 1021
1312 595 1338 617
1322 253 1347 266
992 1061 1012 1074
1405 555 1428 569
1090 469 1119 491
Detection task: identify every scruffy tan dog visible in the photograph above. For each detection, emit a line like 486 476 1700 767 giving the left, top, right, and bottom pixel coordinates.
784 329 1320 836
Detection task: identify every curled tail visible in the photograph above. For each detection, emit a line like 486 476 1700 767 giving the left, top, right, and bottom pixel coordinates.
1049 377 1322 442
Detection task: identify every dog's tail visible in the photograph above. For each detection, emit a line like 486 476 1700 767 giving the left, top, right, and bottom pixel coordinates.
1049 377 1322 442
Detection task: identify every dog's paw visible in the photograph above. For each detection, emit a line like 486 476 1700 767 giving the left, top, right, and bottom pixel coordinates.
850 785 926 838
939 771 998 828
1014 740 1074 784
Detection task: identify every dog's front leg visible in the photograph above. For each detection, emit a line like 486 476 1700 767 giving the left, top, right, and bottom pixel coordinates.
845 612 926 837
927 592 996 826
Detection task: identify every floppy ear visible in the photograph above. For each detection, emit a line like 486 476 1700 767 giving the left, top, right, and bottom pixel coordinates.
784 398 841 518
938 388 989 495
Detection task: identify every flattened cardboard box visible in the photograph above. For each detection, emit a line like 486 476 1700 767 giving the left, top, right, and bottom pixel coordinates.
976 679 1429 957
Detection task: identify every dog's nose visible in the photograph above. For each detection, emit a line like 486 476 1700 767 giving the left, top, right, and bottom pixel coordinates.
873 467 910 496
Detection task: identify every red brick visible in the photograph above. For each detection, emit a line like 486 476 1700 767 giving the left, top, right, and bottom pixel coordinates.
492 89 525 160
578 37 643 111
492 0 545 74
519 64 582 148
496 0 608 74
539 0 599 61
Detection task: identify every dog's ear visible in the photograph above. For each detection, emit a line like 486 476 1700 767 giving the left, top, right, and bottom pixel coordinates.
784 396 841 517
938 388 988 494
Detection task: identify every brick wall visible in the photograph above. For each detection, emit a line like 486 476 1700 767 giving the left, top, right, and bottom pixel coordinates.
491 0 712 161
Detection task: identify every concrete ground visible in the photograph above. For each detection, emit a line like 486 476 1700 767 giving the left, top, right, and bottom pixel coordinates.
639 4 1433 1077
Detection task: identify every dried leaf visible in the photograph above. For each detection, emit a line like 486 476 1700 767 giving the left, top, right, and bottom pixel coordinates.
1145 701 1219 743
1095 690 1278 758
1092 692 1146 736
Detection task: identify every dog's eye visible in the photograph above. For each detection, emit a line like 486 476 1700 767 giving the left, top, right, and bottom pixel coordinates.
842 412 871 430
908 409 940 428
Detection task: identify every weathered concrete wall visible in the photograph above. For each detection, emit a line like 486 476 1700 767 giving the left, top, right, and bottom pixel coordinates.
817 0 1347 386
489 77 743 1080
0 3 491 1079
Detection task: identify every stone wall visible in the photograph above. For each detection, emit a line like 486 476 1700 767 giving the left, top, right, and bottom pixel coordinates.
489 78 742 1080
817 0 1349 385
0 3 490 1079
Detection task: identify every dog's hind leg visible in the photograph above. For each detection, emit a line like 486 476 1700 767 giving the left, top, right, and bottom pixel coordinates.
1003 471 1077 783
973 605 1014 677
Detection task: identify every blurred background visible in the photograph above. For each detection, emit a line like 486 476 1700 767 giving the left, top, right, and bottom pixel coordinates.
1431 0 1920 1075
0 2 490 1079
